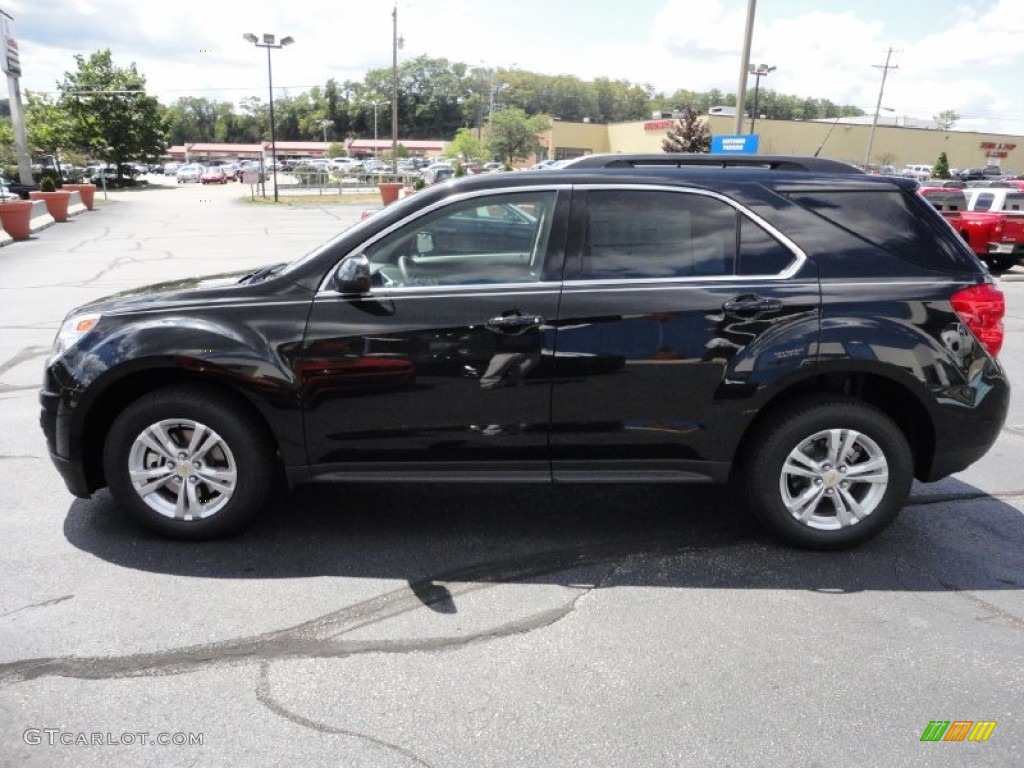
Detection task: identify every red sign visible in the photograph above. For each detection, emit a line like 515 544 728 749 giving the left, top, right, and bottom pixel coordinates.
979 142 1016 150
644 119 674 132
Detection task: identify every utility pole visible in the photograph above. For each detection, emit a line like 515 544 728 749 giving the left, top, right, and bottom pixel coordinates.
391 4 398 175
733 0 757 135
863 47 897 166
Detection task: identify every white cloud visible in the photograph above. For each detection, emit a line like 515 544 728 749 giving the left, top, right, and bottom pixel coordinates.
7 0 1024 135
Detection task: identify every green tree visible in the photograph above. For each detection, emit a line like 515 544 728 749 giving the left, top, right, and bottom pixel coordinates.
445 127 487 163
934 151 951 179
165 96 222 143
25 91 74 172
326 142 347 158
661 106 711 153
934 109 960 130
487 108 550 165
58 49 166 178
0 118 16 170
364 56 468 140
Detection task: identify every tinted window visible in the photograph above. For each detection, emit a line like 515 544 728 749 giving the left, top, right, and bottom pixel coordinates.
784 189 970 270
738 217 796 275
577 190 737 279
363 191 556 286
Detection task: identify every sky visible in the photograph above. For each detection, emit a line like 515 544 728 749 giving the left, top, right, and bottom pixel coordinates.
4 0 1024 135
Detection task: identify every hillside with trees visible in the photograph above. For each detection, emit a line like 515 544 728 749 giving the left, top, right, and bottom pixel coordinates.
6 49 866 166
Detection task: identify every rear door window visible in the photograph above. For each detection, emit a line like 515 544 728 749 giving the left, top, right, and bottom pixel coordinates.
577 190 736 279
783 189 970 270
571 189 795 280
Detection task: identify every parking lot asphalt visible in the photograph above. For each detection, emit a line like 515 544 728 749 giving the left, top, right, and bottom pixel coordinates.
0 177 1022 767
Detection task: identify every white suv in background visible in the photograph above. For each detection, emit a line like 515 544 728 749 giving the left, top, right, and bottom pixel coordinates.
904 164 933 181
329 158 363 172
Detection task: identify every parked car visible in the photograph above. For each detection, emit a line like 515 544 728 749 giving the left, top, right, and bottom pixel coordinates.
956 166 1003 181
163 162 182 176
902 164 933 181
918 185 968 235
236 161 265 182
329 157 363 172
176 164 204 184
40 154 1009 549
0 173 38 199
200 166 228 184
959 186 1024 270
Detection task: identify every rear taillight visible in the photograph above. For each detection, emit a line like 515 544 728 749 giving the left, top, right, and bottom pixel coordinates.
951 283 1005 358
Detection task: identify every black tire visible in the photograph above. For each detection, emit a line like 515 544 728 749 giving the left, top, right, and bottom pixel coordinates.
985 255 1017 273
103 385 277 539
742 396 913 549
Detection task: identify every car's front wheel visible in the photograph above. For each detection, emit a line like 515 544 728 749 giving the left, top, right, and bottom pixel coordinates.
742 396 913 549
103 386 277 539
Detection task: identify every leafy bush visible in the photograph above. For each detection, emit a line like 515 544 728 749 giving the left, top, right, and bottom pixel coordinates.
40 177 57 192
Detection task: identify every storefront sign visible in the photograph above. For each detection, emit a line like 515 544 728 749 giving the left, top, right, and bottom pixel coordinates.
711 135 759 154
644 119 674 132
0 14 20 78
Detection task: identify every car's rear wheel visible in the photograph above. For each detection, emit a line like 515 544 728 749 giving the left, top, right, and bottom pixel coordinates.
742 396 913 549
103 386 277 539
986 255 1017 273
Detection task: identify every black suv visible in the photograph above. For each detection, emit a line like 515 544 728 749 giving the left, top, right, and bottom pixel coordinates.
40 155 1010 548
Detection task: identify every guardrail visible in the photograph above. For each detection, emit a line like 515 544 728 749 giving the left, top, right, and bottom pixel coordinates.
282 169 420 192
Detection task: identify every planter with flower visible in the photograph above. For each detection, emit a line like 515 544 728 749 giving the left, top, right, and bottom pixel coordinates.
29 177 73 223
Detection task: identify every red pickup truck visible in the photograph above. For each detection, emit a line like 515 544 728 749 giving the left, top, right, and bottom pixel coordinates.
919 186 967 230
959 188 1024 271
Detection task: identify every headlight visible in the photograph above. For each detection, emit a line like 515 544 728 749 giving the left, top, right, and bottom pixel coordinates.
49 312 102 363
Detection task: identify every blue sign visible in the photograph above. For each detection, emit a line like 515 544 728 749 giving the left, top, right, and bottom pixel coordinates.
712 135 760 154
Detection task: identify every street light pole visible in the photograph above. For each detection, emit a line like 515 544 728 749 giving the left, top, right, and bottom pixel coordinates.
243 32 294 202
391 4 399 175
748 63 775 134
863 47 898 166
363 101 380 157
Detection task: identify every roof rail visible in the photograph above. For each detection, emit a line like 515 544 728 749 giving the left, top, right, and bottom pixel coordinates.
561 153 862 174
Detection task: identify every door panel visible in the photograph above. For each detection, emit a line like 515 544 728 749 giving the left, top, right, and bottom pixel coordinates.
301 189 567 476
550 188 820 480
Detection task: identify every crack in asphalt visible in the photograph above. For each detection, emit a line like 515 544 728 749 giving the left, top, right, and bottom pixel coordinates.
0 594 74 619
934 581 1024 631
0 346 50 377
0 535 729 687
255 661 437 768
905 489 1024 507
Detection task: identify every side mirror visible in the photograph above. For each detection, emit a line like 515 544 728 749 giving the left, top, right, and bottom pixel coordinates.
333 253 372 295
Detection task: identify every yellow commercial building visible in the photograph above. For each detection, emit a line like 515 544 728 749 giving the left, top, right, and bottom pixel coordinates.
541 115 1023 173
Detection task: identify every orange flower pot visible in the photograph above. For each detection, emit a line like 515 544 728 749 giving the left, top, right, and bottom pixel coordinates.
63 183 97 210
378 182 404 205
29 190 73 223
0 200 33 240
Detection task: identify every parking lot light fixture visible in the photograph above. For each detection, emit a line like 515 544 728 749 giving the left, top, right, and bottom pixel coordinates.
242 32 294 201
748 63 775 134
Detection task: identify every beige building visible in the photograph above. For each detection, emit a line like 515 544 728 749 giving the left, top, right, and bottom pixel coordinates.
541 115 1023 173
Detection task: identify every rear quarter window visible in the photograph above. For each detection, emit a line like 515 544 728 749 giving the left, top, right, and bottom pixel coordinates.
782 189 974 271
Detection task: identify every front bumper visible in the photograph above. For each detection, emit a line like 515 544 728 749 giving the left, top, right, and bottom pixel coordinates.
39 386 92 498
